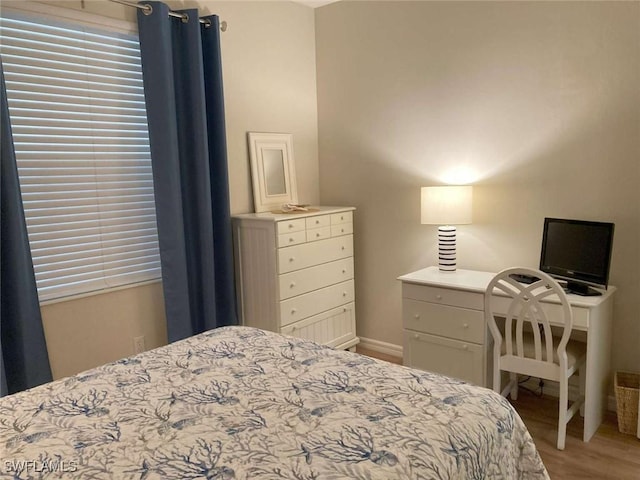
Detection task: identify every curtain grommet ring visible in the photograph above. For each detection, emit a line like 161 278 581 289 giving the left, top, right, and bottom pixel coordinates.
181 13 189 23
142 3 152 15
220 20 227 32
203 19 212 29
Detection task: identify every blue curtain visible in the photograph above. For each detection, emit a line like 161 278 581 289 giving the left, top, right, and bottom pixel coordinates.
0 62 52 396
137 2 237 342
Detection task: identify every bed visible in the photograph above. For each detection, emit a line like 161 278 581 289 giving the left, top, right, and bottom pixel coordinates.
1 326 549 479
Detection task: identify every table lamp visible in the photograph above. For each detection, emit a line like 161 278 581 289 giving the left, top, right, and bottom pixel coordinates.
421 185 473 272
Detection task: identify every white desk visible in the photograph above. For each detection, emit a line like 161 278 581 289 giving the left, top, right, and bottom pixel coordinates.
398 266 615 442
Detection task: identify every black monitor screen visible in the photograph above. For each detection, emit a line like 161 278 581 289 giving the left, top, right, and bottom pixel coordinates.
539 218 614 290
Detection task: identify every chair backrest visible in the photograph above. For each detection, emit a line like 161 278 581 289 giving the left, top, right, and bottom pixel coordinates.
485 267 573 372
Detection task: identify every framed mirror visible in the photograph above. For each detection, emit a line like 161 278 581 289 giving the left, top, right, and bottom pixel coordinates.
248 132 298 213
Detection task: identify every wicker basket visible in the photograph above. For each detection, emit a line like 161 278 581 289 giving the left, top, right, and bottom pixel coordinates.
614 371 639 435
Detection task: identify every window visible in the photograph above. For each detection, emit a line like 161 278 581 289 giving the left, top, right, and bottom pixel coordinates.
0 10 161 302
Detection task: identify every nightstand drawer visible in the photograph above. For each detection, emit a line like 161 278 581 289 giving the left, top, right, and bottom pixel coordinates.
280 280 354 326
402 283 483 311
403 299 485 344
279 257 353 300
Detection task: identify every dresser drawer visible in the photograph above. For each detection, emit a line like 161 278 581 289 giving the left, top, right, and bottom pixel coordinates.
306 215 330 229
278 230 306 248
306 226 331 242
402 283 483 311
280 280 354 327
277 218 306 235
403 330 484 385
278 235 353 274
331 222 353 237
403 298 485 344
282 303 356 348
331 211 352 225
279 257 353 300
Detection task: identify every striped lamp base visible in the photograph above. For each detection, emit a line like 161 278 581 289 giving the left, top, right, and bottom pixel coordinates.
438 225 457 272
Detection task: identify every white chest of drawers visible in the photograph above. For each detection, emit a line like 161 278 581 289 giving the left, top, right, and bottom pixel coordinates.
232 206 359 350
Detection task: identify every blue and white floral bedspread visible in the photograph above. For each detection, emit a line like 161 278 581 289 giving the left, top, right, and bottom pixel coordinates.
1 326 549 479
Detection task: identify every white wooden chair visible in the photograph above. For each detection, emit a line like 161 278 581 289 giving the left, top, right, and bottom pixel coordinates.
485 267 586 450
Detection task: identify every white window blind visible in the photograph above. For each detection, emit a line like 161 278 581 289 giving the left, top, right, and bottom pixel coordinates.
0 12 161 302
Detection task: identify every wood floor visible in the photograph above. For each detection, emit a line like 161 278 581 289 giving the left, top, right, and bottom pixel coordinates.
356 347 640 480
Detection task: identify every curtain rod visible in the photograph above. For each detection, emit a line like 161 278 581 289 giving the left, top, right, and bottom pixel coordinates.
108 0 227 31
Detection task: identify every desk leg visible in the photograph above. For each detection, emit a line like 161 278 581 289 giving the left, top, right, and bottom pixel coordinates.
581 296 614 442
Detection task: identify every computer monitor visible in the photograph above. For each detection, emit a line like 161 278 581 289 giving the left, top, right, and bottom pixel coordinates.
539 218 614 296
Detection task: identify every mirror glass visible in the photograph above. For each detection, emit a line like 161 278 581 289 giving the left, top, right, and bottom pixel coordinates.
263 148 287 196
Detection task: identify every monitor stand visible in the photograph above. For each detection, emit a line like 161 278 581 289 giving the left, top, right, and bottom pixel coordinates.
566 281 602 297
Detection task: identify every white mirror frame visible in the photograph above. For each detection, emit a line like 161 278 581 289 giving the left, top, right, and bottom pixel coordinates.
248 132 298 213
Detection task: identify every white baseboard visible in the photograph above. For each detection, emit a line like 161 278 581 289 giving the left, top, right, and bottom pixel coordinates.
357 336 403 359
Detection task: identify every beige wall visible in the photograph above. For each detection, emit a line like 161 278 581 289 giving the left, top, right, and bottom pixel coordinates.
202 1 320 213
13 0 319 378
316 2 640 373
41 283 167 378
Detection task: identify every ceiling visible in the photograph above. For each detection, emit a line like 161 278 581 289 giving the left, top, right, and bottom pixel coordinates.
292 0 340 8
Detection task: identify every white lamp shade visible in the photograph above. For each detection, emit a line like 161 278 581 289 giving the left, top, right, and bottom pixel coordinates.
421 186 473 225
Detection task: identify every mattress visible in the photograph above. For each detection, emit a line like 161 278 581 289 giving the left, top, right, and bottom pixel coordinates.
1 326 549 479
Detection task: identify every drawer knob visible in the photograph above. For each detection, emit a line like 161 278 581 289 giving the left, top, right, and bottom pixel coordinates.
291 308 297 314
463 323 469 329
290 282 296 288
343 307 347 312
342 291 347 297
316 232 320 237
341 228 345 233
462 344 468 350
340 216 344 220
288 223 294 229
289 257 295 262
289 237 294 243
414 333 419 339
315 219 320 224
342 269 346 274
414 314 420 319
436 294 443 300
341 246 345 250
291 325 297 331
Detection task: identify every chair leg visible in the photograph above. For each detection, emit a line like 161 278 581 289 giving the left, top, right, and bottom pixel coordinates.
557 378 569 450
509 372 518 400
